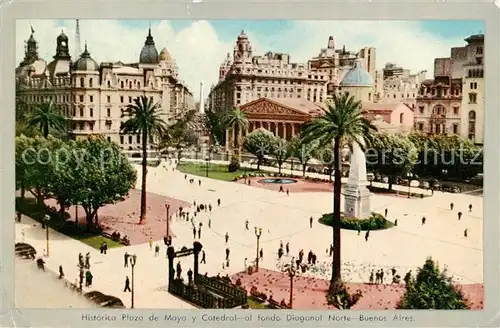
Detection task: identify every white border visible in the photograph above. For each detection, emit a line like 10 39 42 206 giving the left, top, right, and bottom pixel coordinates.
1 0 499 327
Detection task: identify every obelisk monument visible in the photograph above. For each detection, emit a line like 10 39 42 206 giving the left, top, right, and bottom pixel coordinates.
343 143 371 219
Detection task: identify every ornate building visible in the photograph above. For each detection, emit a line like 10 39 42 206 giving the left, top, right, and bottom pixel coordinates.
208 31 376 112
16 25 194 151
415 34 484 144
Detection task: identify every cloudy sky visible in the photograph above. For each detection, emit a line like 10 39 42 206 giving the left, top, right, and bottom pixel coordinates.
16 20 483 100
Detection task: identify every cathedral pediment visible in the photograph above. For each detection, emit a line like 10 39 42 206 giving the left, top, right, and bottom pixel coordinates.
241 98 311 117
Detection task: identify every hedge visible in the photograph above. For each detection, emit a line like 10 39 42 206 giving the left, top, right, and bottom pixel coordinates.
318 212 394 231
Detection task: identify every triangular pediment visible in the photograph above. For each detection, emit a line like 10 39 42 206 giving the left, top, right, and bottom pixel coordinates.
240 98 311 117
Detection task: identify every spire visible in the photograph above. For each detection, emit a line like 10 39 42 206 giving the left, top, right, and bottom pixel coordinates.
23 27 39 64
74 19 81 60
144 26 155 46
81 41 90 58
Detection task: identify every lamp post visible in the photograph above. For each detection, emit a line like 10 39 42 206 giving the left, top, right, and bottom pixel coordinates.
130 254 137 308
44 215 50 257
205 156 210 177
165 202 171 238
406 172 414 198
282 258 296 309
254 227 262 272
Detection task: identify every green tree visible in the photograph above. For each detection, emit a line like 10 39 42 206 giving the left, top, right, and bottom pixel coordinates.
366 133 418 190
289 136 316 177
243 128 274 170
312 145 335 180
27 101 66 138
72 136 137 229
204 110 225 145
270 136 292 174
223 108 249 159
300 93 377 284
397 257 468 309
159 110 200 161
121 96 168 224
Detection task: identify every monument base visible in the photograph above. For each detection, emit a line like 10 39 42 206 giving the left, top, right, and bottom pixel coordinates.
343 184 371 219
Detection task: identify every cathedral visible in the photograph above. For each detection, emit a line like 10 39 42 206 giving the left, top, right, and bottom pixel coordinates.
16 23 194 152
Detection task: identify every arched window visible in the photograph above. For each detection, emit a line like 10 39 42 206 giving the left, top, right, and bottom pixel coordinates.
433 104 446 116
469 110 476 120
399 113 404 124
121 81 124 88
89 78 93 88
80 77 84 87
468 110 476 141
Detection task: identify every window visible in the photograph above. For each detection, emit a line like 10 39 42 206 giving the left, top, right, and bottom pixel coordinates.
468 110 476 140
129 82 132 88
79 95 84 102
475 57 483 65
80 108 84 117
107 108 111 117
107 95 111 103
477 46 483 54
107 81 111 87
128 136 132 144
107 136 111 142
433 105 446 116
80 78 84 87
453 124 458 134
469 93 477 104
89 95 93 103
137 135 141 143
120 136 124 144
137 82 141 88
453 107 459 115
418 122 424 131
89 78 93 88
399 113 404 124
120 96 124 103
90 108 93 117
419 106 424 114
129 96 132 103
121 81 124 88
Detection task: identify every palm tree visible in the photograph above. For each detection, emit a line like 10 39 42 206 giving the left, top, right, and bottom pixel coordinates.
223 108 249 158
300 93 377 284
121 96 168 224
28 101 66 138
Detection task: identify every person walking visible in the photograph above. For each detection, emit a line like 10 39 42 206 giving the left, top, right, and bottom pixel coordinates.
217 198 221 206
208 218 211 228
148 237 153 250
369 270 374 284
225 232 229 243
469 204 472 212
85 252 91 269
225 247 230 261
176 261 182 279
124 252 130 267
286 242 290 255
259 248 263 260
357 224 361 235
198 227 201 239
245 220 249 230
58 265 65 279
192 227 197 239
286 189 289 196
85 270 93 287
450 202 454 211
309 216 313 228
209 204 212 212
380 269 384 284
124 276 131 292
329 244 333 257
394 218 398 226
103 242 108 254
422 216 426 225
365 230 370 242
464 228 468 237
384 208 388 217
200 250 206 264
458 211 462 220
155 244 160 257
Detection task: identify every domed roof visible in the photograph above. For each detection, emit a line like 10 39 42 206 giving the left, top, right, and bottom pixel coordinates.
139 28 159 65
238 30 248 39
340 57 373 87
159 47 173 62
57 30 68 41
73 43 99 71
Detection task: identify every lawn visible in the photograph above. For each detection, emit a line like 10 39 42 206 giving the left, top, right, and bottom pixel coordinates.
177 162 268 182
71 234 123 249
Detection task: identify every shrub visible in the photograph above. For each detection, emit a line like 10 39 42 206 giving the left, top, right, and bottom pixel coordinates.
397 257 469 309
326 281 363 309
318 212 393 231
228 156 240 172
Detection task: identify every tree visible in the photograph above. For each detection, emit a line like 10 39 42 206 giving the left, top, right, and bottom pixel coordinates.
204 110 225 145
72 136 137 229
289 136 316 177
159 110 200 161
397 257 468 309
27 101 66 138
312 145 335 180
270 136 292 174
366 133 418 190
223 108 249 159
243 128 274 170
300 93 377 284
121 96 168 224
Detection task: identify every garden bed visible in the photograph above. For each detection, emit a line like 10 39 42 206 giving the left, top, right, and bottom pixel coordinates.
318 212 394 231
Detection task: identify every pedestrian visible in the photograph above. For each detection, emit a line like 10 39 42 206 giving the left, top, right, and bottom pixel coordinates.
187 268 193 285
357 224 361 235
217 198 221 206
329 244 333 257
149 237 153 250
279 185 284 192
309 216 313 228
198 180 201 186
391 267 396 276
404 270 412 285
380 269 384 283
286 189 289 196
193 227 197 239
226 258 230 268
365 230 370 242
209 204 212 212
79 269 84 289
155 244 160 257
384 208 388 217
450 202 454 211
124 276 131 292
176 261 182 279
286 242 289 255
307 250 313 264
369 270 374 284
248 180 251 185
469 204 472 212
394 218 398 226
99 243 104 254
103 242 108 254
85 270 93 287
464 228 468 237
78 253 84 267
244 258 248 271
204 204 208 212
375 271 380 284
124 252 129 267
278 247 283 259
208 218 211 228
184 174 187 180
226 247 230 260
245 220 249 230
225 232 229 243
259 248 263 260
198 227 201 239
422 216 426 225
193 200 197 207
16 211 22 223
458 211 462 220
85 252 90 269
200 250 206 264
58 265 64 279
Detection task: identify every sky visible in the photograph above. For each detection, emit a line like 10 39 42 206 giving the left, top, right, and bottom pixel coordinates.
16 20 483 101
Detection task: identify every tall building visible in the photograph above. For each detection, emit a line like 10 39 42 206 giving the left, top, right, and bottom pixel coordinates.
16 24 194 152
208 31 376 112
415 34 484 144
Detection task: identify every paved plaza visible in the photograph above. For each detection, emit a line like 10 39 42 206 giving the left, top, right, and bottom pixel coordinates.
15 159 483 308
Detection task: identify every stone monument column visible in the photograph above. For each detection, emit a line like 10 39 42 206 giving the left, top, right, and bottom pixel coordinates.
342 143 371 219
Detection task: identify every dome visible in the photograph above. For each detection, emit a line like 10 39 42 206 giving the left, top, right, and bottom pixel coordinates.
139 28 159 65
57 31 68 41
340 58 373 87
159 47 173 63
73 44 99 71
238 30 248 39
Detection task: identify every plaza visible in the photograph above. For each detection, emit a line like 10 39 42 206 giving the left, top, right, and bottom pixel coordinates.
15 159 483 309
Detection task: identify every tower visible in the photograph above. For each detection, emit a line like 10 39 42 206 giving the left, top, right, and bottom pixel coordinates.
233 30 252 65
54 30 71 60
199 81 205 114
22 26 39 65
74 19 82 59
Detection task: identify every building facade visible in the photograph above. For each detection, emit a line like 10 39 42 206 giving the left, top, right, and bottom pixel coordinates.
208 31 376 112
16 26 194 151
414 34 484 144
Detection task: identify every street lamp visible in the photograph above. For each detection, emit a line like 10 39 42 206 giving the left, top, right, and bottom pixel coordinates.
282 258 296 309
254 227 262 272
205 156 210 177
130 254 137 308
165 202 171 238
44 215 50 257
406 172 414 198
